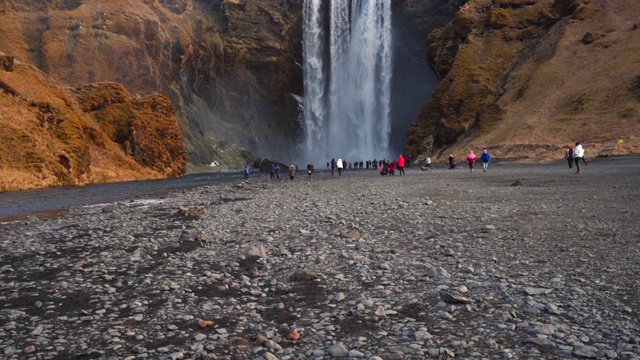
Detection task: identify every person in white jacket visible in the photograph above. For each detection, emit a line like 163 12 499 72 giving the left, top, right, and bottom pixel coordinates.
573 142 586 174
336 158 344 177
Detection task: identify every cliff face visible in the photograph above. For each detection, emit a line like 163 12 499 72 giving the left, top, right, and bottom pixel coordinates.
0 57 185 191
389 0 467 152
406 0 640 161
0 0 303 164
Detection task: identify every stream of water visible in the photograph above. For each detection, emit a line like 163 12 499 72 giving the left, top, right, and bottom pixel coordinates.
0 172 243 221
303 0 393 163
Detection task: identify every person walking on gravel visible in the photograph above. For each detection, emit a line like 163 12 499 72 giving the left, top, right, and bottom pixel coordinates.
397 154 405 175
337 158 344 176
244 165 250 180
565 146 574 169
466 151 477 173
448 155 456 169
307 163 314 180
424 156 432 170
480 149 492 172
573 142 586 174
270 164 276 180
289 164 296 180
275 164 280 179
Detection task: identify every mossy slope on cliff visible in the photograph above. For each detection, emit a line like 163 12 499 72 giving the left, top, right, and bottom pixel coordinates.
407 0 640 161
0 58 185 191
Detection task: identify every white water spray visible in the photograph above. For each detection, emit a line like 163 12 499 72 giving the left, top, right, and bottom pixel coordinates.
303 0 393 162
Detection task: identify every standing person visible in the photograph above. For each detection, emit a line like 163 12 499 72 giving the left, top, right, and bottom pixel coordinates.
337 158 344 176
565 146 574 169
331 158 336 176
425 156 432 170
406 154 412 167
307 163 314 180
466 151 477 173
275 164 280 179
397 154 405 175
480 149 492 172
270 164 276 180
573 142 585 174
389 161 396 175
244 165 250 180
289 164 296 180
326 161 330 169
448 155 456 169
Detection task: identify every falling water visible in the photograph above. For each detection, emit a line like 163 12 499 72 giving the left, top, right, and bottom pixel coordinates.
303 0 393 162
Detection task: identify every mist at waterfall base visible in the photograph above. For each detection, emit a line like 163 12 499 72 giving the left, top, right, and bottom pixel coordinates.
300 0 438 166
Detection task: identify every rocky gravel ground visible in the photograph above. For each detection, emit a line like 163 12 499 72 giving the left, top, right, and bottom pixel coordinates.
1 158 640 360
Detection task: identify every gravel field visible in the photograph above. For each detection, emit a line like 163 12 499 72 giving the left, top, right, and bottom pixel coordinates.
1 158 639 360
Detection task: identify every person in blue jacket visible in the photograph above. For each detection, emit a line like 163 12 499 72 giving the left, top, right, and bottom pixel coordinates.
480 148 492 172
244 165 250 179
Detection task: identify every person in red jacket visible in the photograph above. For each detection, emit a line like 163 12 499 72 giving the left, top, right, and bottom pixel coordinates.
466 151 477 173
389 161 396 175
397 154 405 175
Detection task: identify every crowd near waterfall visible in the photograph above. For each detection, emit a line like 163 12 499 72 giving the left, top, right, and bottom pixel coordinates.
302 0 393 164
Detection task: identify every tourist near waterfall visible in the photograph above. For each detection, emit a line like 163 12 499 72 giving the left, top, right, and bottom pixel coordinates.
565 145 575 169
289 164 296 180
466 151 477 173
573 142 586 174
306 163 314 180
480 149 492 172
448 155 456 169
397 154 405 175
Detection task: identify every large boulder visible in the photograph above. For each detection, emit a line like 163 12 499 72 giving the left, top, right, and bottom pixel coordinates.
252 158 288 173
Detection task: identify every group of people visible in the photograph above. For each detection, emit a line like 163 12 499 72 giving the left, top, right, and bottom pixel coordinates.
267 163 308 181
247 143 589 180
376 154 408 176
448 149 493 173
327 160 365 170
564 142 587 174
326 155 413 176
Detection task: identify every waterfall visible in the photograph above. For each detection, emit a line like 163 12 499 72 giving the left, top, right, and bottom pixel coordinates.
302 0 326 159
303 0 393 162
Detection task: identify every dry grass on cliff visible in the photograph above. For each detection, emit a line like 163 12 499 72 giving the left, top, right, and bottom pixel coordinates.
423 0 640 162
0 62 168 191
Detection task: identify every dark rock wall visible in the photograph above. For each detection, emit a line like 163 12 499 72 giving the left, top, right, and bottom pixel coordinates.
0 0 303 164
390 0 467 155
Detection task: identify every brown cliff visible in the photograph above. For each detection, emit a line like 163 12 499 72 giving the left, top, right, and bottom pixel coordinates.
0 0 303 164
0 58 185 191
406 0 640 161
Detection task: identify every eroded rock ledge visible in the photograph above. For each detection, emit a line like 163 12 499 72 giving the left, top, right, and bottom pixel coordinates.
0 60 185 191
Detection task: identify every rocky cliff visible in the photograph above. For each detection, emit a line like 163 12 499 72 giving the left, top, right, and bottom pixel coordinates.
0 55 185 191
406 0 640 161
0 0 303 166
